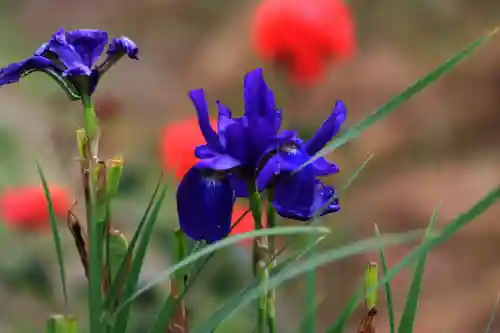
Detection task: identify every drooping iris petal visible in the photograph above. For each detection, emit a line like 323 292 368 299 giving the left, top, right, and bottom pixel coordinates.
272 166 317 221
304 100 347 155
47 28 91 76
189 89 223 152
176 167 235 243
107 37 139 59
0 56 58 85
66 29 109 68
272 171 339 220
311 180 340 216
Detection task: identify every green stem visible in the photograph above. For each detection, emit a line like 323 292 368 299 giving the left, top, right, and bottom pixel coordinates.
247 182 267 333
81 96 102 333
266 193 277 333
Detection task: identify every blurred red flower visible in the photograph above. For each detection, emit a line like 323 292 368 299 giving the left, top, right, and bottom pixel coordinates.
0 186 70 232
231 204 267 246
160 117 217 181
251 0 356 85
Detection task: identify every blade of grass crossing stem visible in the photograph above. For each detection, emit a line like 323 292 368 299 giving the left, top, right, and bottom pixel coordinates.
198 238 327 333
299 28 498 171
193 231 423 333
114 226 331 315
37 162 68 309
398 206 439 333
111 183 168 333
324 186 500 333
374 224 395 333
325 283 364 333
103 174 163 312
484 292 500 333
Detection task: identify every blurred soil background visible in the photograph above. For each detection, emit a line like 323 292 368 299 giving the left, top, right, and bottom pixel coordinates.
0 0 499 332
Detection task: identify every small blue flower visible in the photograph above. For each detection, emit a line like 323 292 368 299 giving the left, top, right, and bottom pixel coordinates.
176 68 346 242
0 27 138 97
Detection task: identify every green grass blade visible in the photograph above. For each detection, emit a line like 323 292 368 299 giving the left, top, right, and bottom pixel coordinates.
398 206 439 333
194 230 423 333
484 292 500 333
374 224 395 333
36 162 68 309
338 154 374 195
111 182 168 333
324 186 500 333
115 225 331 315
103 175 163 311
300 28 498 170
298 153 373 332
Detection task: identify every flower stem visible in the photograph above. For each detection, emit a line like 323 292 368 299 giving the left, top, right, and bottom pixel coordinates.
266 193 277 333
80 96 103 333
246 182 267 333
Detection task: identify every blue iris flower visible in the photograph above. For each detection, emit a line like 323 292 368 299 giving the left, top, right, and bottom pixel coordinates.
0 27 138 98
176 68 346 243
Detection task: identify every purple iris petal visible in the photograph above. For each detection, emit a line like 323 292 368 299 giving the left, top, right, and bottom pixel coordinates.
195 154 241 171
230 175 248 197
47 28 91 76
304 100 347 156
311 181 340 216
0 56 57 85
216 101 233 149
310 157 339 176
195 144 217 159
189 89 223 152
243 68 276 125
272 167 317 221
107 36 139 60
219 116 249 166
177 167 235 243
272 172 339 221
66 29 109 68
256 143 310 191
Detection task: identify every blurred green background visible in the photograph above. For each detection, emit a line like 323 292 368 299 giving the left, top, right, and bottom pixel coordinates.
0 0 499 332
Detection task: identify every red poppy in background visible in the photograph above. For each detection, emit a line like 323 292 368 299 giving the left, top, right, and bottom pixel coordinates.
230 204 267 246
0 186 70 232
160 117 217 181
251 0 356 85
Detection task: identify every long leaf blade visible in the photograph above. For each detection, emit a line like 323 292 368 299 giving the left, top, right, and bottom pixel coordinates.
397 206 439 333
300 28 498 170
321 185 500 333
111 182 168 333
374 224 395 333
37 162 68 309
115 225 331 315
194 230 423 333
103 174 163 312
